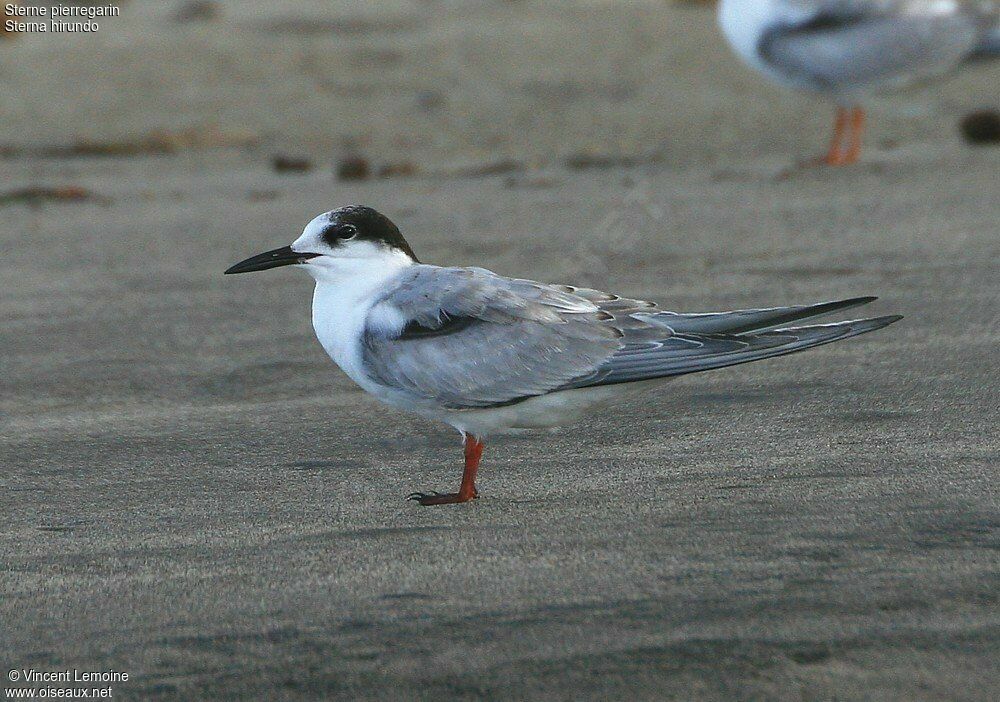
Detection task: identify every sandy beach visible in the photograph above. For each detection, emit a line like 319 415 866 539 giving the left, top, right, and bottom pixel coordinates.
2 1 999 699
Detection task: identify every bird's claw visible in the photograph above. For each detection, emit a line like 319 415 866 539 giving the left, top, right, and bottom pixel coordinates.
406 491 442 501
406 490 478 506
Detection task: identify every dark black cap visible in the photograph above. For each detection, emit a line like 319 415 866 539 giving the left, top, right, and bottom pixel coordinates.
319 206 418 262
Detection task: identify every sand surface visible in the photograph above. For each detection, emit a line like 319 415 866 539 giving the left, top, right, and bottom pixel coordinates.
2 1 999 699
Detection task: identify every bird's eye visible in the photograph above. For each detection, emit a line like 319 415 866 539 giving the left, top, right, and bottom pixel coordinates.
320 223 360 247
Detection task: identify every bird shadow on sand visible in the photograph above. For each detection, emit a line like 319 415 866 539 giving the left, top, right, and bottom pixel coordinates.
284 459 368 472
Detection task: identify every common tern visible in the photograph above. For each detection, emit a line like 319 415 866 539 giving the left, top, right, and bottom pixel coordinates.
718 0 1000 165
226 206 901 505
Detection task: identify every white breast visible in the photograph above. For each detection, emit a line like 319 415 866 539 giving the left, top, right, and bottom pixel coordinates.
308 253 416 405
311 282 371 388
312 283 469 431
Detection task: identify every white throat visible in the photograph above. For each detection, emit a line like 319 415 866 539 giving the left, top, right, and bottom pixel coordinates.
308 248 414 301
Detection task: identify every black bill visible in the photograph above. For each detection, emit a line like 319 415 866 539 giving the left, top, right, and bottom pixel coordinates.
224 246 320 274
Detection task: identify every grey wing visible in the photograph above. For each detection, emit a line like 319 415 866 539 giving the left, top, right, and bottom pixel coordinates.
761 0 985 90
562 297 902 389
971 12 1000 58
360 267 622 409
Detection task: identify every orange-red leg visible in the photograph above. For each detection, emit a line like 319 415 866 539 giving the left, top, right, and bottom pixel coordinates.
408 434 483 506
841 107 866 165
823 107 850 165
822 106 865 166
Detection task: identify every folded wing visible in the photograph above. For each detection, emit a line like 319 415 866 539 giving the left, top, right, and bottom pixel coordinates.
360 266 622 409
362 268 901 407
563 314 902 390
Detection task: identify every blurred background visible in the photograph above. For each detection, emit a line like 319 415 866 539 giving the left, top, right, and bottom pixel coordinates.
2 2 999 700
3 0 998 168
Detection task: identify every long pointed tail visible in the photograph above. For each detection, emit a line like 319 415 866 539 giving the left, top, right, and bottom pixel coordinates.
639 296 878 336
565 297 902 390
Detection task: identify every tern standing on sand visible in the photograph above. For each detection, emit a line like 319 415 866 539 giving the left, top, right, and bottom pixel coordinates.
718 0 1000 164
226 206 901 505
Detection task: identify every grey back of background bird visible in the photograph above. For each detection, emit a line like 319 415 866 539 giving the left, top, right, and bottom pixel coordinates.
761 0 998 92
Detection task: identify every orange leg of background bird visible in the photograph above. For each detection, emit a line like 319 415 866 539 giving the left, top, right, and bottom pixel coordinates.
823 107 850 165
823 106 866 166
841 107 866 165
408 434 483 506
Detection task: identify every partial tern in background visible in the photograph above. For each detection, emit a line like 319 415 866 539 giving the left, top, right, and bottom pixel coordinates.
226 206 901 505
718 0 1000 165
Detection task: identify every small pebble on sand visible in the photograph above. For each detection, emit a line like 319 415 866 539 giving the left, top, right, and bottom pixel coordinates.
337 156 372 181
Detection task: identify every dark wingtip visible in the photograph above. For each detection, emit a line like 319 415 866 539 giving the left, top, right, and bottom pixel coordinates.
846 314 903 334
801 296 879 320
874 314 903 326
826 295 876 309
